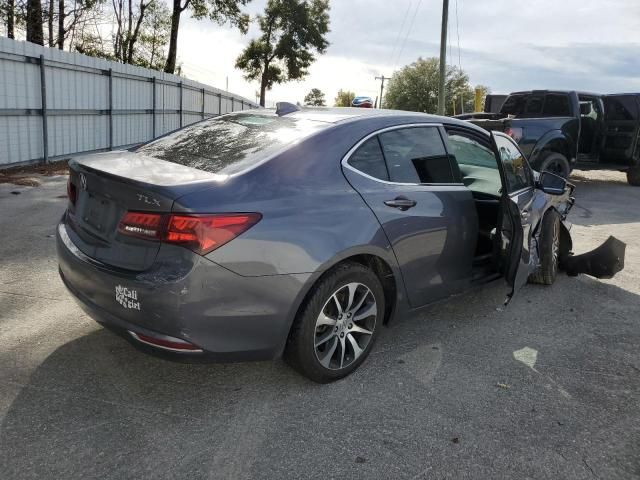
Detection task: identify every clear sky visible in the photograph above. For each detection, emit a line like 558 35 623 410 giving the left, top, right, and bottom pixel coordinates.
175 0 640 106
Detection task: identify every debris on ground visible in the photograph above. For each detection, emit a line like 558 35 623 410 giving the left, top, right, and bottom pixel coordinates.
496 383 511 389
0 160 68 186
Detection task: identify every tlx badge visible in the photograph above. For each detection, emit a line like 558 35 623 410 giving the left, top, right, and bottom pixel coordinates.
137 193 161 207
115 285 141 310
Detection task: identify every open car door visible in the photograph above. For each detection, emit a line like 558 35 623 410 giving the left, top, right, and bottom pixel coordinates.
490 132 538 303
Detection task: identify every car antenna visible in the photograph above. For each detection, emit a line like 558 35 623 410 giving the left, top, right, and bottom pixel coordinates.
275 102 301 116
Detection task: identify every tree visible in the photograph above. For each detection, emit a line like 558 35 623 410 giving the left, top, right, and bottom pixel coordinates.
304 88 325 106
384 57 482 116
135 0 171 69
26 0 44 44
55 0 104 50
1 0 17 38
164 0 250 74
235 0 330 107
112 0 152 63
334 89 355 107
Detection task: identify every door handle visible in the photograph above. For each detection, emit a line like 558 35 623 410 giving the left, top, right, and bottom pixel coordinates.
384 196 417 211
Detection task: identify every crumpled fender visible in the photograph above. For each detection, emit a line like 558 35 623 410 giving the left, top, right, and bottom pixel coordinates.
560 233 626 279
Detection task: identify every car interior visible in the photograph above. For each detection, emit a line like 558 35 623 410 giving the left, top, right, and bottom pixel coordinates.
446 128 504 279
578 96 602 159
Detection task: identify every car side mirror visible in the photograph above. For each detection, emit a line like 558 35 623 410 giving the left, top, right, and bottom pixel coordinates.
538 171 567 195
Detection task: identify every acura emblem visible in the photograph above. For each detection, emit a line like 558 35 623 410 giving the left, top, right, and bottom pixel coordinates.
79 173 87 191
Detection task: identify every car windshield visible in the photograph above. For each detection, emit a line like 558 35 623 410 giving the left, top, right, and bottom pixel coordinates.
136 113 329 175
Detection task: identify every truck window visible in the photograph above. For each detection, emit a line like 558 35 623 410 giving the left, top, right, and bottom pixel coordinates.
525 96 544 115
543 94 571 116
604 96 639 121
500 95 526 115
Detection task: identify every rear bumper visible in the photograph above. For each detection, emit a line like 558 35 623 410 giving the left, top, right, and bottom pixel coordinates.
56 221 312 362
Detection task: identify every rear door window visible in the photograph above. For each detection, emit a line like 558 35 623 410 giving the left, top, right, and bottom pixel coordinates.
446 129 501 197
543 94 571 116
347 137 389 180
378 127 454 183
136 113 329 175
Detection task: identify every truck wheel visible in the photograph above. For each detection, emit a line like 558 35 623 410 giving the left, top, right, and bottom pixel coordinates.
627 166 640 186
538 152 571 178
529 209 561 285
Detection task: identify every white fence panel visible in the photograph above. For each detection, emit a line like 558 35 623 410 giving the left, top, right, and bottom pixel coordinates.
0 37 259 166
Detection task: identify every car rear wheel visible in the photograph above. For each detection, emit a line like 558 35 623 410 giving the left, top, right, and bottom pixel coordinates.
627 166 640 186
529 209 561 285
538 152 571 178
285 262 384 383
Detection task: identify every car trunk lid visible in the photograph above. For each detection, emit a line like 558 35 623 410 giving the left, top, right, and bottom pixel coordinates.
66 151 226 271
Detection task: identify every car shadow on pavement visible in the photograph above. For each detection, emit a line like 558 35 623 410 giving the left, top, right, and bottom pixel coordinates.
1 274 639 479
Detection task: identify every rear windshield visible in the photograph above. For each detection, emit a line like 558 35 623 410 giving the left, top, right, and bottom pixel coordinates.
604 96 639 121
136 113 329 175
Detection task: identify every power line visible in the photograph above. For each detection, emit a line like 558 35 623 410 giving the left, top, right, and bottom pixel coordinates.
393 0 423 71
388 1 413 68
455 0 462 71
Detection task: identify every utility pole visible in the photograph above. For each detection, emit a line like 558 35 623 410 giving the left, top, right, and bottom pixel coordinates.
375 75 391 109
437 0 449 115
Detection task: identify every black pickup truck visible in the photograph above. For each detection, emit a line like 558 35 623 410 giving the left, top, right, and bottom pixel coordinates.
459 90 640 185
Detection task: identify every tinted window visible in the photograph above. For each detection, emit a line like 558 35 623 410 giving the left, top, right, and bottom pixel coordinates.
494 135 533 193
447 130 501 197
137 113 328 175
378 127 454 183
543 94 571 116
347 137 389 180
500 94 526 115
525 96 544 115
604 95 639 121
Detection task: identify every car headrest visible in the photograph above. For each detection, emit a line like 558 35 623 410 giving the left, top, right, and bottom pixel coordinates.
580 102 592 115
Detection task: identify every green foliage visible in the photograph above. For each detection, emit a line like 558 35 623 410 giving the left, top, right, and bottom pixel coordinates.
134 0 171 69
188 0 250 32
384 57 484 116
304 88 326 106
334 89 355 107
235 0 330 106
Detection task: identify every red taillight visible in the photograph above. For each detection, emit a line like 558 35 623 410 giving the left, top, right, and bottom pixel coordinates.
118 212 163 240
505 127 523 142
165 213 261 255
118 211 261 255
67 177 77 205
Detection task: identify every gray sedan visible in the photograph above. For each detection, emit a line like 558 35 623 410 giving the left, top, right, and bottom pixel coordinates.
56 105 624 382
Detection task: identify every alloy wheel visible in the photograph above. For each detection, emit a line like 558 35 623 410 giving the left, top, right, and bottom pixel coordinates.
313 282 377 370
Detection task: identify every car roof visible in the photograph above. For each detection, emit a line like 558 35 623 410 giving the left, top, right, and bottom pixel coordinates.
241 107 488 134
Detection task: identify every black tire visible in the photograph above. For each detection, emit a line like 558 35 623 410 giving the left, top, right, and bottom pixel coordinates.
537 152 571 178
284 262 385 383
529 209 561 285
627 166 640 186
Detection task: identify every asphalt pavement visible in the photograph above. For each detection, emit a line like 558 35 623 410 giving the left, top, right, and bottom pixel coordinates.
0 170 638 479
